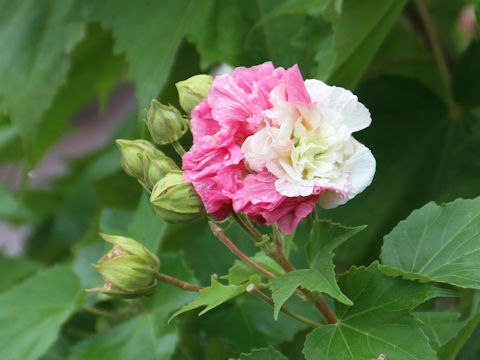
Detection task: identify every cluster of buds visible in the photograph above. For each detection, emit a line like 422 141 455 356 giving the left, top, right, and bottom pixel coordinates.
115 74 213 225
87 234 160 298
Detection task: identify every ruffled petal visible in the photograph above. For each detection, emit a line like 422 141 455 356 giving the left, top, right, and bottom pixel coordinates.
305 79 371 133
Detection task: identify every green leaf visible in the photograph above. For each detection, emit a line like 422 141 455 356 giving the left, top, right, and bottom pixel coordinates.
380 197 480 289
271 221 363 319
200 293 316 352
223 251 284 285
69 313 177 360
0 0 85 162
454 41 480 106
326 0 407 88
127 193 168 254
413 312 463 352
0 255 40 293
76 0 204 111
0 266 81 360
170 277 253 321
303 263 444 360
437 291 480 360
237 347 287 360
0 181 32 222
31 24 125 165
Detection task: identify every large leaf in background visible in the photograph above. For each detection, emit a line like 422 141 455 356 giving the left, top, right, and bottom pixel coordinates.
0 266 81 360
380 197 480 288
367 24 444 101
200 294 316 352
0 0 84 163
271 221 363 319
30 24 125 165
0 180 35 222
324 76 448 265
75 0 204 111
126 194 168 254
0 255 39 293
326 0 407 88
70 252 197 360
303 263 445 360
237 348 287 360
454 41 480 106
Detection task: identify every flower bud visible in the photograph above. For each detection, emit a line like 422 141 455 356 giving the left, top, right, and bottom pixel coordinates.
116 139 162 179
87 234 160 298
146 100 188 145
142 152 179 190
175 74 213 114
150 171 204 223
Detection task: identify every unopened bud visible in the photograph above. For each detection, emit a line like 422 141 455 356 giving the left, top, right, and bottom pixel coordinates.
116 139 161 179
146 100 188 145
143 152 179 190
175 74 213 114
87 234 160 298
150 171 203 223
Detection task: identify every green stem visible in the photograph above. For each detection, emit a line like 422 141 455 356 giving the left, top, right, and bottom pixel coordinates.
248 285 322 328
155 272 204 292
172 140 186 156
413 0 460 117
231 212 263 242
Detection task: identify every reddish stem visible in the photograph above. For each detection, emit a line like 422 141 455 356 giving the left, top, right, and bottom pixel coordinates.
209 222 275 279
156 273 204 292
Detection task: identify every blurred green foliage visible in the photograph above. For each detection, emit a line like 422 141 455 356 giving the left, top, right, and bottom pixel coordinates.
0 0 479 359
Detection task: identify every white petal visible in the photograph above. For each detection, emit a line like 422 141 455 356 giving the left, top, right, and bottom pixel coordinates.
317 142 376 209
275 178 314 197
305 79 371 133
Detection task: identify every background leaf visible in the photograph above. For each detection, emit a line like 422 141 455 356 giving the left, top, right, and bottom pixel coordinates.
0 266 81 360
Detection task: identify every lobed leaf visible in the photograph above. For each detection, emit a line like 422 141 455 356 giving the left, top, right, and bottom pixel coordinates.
303 263 447 360
380 197 480 289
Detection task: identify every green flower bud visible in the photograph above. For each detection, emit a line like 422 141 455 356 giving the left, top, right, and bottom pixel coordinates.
87 234 160 298
142 152 179 190
150 171 204 224
116 139 162 179
175 74 213 114
146 100 188 145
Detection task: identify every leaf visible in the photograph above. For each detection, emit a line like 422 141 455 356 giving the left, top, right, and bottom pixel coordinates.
126 194 168 254
31 24 125 165
302 263 445 360
0 266 81 360
271 221 363 319
0 180 34 222
437 291 480 360
69 313 177 360
223 251 284 285
75 0 204 111
0 255 40 293
70 252 196 360
326 0 407 88
170 277 253 321
200 293 316 352
0 0 85 163
237 347 287 360
453 41 480 106
380 197 480 289
413 312 464 352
